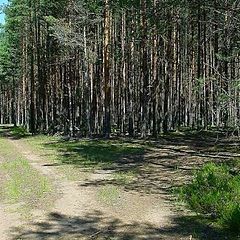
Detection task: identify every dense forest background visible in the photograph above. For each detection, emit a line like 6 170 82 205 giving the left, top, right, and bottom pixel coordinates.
0 0 239 137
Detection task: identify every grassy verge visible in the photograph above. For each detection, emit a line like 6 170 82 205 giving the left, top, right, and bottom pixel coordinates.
0 158 51 204
20 134 145 183
0 134 53 218
18 133 142 209
42 139 145 168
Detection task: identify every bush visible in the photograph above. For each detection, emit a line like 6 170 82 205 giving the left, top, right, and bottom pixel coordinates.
183 163 240 232
11 126 29 137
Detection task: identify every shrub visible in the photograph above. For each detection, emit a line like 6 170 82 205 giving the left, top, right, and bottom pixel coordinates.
11 126 29 137
183 163 240 232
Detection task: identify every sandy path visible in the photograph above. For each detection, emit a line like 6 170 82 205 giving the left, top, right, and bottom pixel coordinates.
0 206 21 240
2 138 186 240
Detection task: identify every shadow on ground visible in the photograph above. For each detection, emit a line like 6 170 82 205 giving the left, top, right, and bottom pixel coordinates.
11 210 235 240
1 126 240 239
2 125 239 197
38 130 240 197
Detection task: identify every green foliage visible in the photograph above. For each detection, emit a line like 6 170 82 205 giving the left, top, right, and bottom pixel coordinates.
10 126 29 138
216 51 240 62
182 163 240 232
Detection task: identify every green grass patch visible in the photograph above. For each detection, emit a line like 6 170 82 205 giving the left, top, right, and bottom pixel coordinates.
113 170 138 185
98 185 120 205
1 127 145 184
182 163 240 232
23 136 92 181
23 135 145 169
0 158 52 215
44 139 145 169
20 134 145 184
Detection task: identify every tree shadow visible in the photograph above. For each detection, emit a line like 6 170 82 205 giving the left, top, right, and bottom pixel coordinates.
11 210 236 240
43 138 146 171
39 130 240 198
1 125 239 198
1 125 240 239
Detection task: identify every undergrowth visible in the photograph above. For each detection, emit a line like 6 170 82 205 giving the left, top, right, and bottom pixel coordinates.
10 126 29 138
182 162 240 232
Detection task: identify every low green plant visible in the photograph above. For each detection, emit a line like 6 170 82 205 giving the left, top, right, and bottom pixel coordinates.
113 170 137 185
0 158 52 209
182 163 240 232
11 126 29 138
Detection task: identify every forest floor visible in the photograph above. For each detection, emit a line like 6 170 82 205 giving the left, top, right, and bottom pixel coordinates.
0 125 239 240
